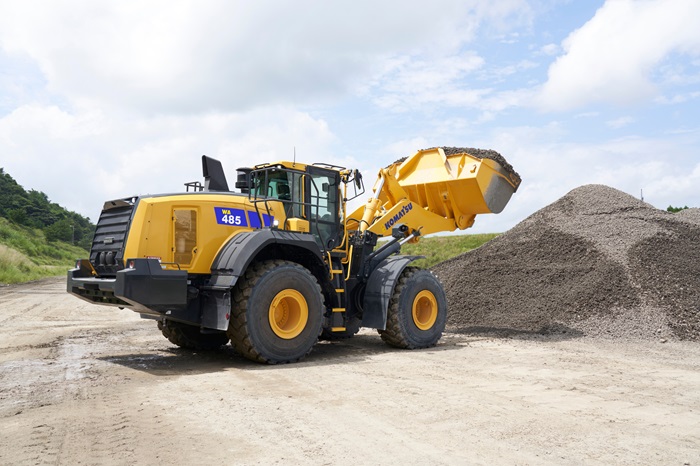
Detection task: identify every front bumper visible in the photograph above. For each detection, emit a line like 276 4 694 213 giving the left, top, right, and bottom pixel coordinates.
67 258 188 315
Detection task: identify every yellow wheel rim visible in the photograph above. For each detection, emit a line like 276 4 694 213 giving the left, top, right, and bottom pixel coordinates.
412 290 438 331
269 289 308 339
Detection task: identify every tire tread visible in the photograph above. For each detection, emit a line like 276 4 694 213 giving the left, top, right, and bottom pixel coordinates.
379 267 445 349
228 260 323 364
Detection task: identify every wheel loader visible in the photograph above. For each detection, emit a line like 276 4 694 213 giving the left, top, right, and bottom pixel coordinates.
67 147 521 363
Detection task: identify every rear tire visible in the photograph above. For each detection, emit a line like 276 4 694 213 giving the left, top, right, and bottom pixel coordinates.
379 267 447 349
158 320 230 350
228 260 324 364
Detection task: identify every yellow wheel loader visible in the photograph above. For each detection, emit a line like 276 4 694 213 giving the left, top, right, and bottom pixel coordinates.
67 147 520 363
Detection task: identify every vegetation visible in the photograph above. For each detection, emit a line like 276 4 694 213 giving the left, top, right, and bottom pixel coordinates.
400 233 499 269
0 168 93 284
667 205 689 213
0 218 89 284
0 168 94 249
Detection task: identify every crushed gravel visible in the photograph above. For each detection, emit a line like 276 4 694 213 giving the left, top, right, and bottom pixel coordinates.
439 147 520 185
432 184 700 341
393 147 522 187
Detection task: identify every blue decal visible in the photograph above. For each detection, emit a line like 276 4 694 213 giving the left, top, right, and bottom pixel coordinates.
248 211 274 229
384 202 413 230
215 207 248 227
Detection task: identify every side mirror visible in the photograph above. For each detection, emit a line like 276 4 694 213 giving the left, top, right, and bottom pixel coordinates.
235 167 252 193
354 170 363 190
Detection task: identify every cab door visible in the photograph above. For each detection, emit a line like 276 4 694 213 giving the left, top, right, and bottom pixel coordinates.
305 166 341 250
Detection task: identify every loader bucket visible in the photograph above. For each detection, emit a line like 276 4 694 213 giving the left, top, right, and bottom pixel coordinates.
394 147 521 219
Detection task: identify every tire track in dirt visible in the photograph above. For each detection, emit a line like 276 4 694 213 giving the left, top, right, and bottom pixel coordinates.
25 423 61 466
0 317 180 465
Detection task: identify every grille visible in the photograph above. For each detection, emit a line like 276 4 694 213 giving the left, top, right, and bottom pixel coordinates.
89 199 136 276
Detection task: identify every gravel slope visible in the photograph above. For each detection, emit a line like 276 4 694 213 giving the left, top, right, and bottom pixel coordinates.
433 184 700 341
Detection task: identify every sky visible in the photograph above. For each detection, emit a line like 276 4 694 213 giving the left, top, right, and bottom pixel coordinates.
0 0 699 234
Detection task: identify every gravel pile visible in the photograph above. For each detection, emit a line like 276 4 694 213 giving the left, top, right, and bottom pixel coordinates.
432 185 700 341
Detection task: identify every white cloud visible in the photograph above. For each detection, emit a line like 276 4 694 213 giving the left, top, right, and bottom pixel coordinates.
372 52 489 111
574 111 600 119
539 43 559 56
646 162 700 206
655 91 700 105
481 60 539 83
537 0 700 111
606 116 634 129
475 1 533 34
369 54 537 117
0 1 532 114
479 88 535 114
0 105 338 219
0 1 536 219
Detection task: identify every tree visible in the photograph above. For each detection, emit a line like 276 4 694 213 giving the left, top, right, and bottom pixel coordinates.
0 167 94 237
44 219 73 243
667 205 689 213
7 208 27 224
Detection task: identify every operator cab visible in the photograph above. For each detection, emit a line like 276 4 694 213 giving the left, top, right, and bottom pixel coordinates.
246 164 342 250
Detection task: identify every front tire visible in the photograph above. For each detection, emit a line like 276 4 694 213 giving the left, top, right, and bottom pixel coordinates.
228 260 324 364
379 267 447 349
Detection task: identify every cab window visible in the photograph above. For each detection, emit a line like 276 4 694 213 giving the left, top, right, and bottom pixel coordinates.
251 169 303 217
306 168 340 249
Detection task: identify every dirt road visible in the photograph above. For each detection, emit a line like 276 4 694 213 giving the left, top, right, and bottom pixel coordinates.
1 278 699 465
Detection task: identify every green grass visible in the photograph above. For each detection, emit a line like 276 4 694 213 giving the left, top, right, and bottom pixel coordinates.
0 217 88 284
400 233 498 268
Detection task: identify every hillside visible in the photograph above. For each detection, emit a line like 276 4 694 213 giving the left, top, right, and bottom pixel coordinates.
0 168 94 248
0 168 93 284
399 233 498 268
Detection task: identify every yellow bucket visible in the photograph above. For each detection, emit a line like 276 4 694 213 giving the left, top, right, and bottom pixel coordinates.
394 147 521 216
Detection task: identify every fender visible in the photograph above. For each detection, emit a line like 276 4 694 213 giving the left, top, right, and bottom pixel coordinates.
361 254 422 330
200 229 325 330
